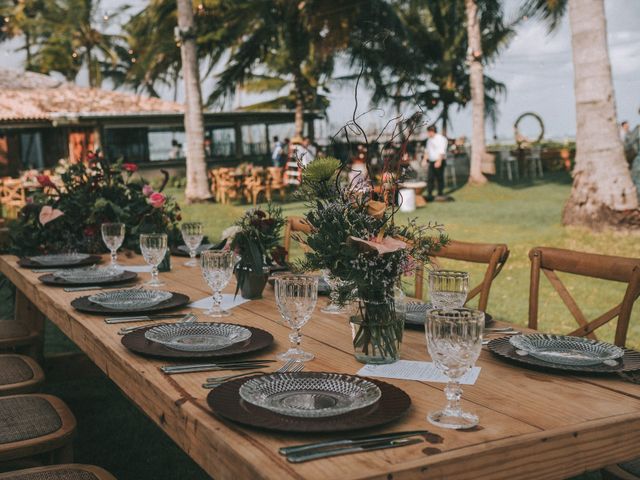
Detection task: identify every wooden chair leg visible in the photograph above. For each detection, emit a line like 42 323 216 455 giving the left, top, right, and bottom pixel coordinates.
14 292 44 364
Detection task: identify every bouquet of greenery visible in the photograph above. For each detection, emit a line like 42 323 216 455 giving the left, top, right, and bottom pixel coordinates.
228 205 286 298
9 155 181 256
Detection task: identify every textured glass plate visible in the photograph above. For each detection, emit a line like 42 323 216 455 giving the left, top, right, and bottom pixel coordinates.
54 266 123 284
177 244 214 254
405 302 434 325
88 289 172 311
29 253 91 266
145 322 252 352
509 334 624 366
239 372 382 418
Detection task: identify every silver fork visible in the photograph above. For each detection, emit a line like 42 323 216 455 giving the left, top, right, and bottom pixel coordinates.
117 313 197 335
202 360 304 389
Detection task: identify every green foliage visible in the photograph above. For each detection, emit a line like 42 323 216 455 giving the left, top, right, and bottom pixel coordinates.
297 156 342 200
9 158 181 256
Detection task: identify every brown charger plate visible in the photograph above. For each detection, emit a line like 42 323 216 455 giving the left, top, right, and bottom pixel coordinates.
71 292 190 315
207 373 411 433
405 311 494 330
121 323 274 359
19 255 102 269
38 270 138 287
487 337 640 374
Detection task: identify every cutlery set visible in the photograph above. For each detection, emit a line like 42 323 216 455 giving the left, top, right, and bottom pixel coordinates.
116 313 197 335
202 360 304 388
161 358 276 375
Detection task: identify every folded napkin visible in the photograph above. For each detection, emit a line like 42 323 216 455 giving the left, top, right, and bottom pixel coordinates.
123 265 153 273
188 294 251 311
357 360 481 385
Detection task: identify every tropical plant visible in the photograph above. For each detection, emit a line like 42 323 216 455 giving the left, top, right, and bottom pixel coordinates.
0 0 43 69
522 0 639 228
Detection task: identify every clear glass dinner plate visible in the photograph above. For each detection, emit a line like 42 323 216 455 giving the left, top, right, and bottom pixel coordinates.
54 266 123 283
239 372 382 418
29 253 91 266
509 334 624 366
177 244 214 254
144 322 252 351
88 289 172 311
405 302 434 325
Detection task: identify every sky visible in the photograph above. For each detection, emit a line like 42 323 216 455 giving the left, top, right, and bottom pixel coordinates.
2 0 639 142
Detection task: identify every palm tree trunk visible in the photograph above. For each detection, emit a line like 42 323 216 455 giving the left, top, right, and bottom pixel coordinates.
465 0 488 185
562 0 638 228
176 0 210 202
441 103 449 137
294 93 304 138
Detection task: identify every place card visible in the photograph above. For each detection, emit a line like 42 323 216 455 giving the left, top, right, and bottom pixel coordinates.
123 265 153 273
357 360 481 385
188 294 251 311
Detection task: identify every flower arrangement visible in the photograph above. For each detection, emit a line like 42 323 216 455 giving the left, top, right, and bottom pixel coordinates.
9 155 181 256
228 205 286 298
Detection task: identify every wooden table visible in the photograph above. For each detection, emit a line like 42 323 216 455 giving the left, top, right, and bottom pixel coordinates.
2 254 640 480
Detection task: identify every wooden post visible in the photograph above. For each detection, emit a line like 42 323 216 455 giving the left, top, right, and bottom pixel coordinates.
14 290 45 363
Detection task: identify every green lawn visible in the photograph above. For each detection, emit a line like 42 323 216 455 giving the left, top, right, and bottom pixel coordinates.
4 172 636 479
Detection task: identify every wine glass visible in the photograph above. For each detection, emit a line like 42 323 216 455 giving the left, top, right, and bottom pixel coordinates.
139 233 168 287
101 223 125 271
320 270 354 314
425 308 484 429
428 270 469 309
181 222 204 267
200 250 235 317
274 274 318 362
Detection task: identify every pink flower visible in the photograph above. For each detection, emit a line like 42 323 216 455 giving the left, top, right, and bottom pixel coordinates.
36 175 55 188
148 192 166 208
142 184 154 197
39 206 64 226
122 163 138 173
348 235 407 255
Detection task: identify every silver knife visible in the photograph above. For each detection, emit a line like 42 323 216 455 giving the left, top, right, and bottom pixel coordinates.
64 283 136 293
105 314 189 324
286 437 423 463
162 361 274 374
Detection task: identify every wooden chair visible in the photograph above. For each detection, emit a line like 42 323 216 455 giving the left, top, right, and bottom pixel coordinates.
0 394 76 467
266 167 287 202
0 465 116 480
415 240 510 311
0 179 26 220
210 168 240 204
528 247 640 347
603 460 640 480
283 216 312 262
0 355 44 396
243 168 268 206
0 320 41 361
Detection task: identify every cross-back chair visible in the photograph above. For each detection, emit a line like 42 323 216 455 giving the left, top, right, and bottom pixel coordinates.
528 247 640 347
415 240 510 311
266 167 287 202
283 216 312 262
0 178 25 219
243 168 268 206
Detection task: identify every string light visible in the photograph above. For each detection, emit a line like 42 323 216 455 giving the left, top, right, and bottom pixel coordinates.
131 58 137 63
103 14 109 21
128 49 134 54
71 51 78 58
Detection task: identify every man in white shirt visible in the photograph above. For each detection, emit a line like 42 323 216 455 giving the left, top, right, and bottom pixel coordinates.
421 125 448 200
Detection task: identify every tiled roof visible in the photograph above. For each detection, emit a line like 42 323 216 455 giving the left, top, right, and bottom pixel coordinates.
0 69 183 122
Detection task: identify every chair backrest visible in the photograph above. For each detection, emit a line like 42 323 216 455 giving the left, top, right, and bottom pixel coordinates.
415 240 510 311
0 178 26 217
267 167 284 186
528 246 640 347
283 216 312 262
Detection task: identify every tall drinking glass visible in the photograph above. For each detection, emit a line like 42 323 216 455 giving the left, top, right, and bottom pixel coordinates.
101 223 125 271
200 250 235 317
140 233 168 287
425 308 484 429
181 222 204 267
274 275 318 362
428 270 469 309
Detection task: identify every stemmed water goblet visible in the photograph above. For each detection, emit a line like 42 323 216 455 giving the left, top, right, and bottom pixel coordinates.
321 270 354 314
274 274 318 362
200 250 236 317
101 223 125 271
181 222 204 267
425 308 484 429
139 233 168 287
428 270 469 309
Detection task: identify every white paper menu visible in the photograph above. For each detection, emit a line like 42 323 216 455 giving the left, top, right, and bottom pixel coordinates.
357 360 481 385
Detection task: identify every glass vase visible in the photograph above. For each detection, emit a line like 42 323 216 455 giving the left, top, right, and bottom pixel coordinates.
349 296 405 364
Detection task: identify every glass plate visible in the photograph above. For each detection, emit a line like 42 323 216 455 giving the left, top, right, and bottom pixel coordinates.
88 289 172 311
29 253 91 266
177 244 214 254
509 334 624 366
144 322 252 352
54 266 123 284
405 302 434 325
239 372 382 418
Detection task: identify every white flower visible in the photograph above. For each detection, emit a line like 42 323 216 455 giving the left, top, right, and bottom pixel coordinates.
221 225 242 241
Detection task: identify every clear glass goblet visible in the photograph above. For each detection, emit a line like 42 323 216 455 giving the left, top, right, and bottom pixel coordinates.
320 270 354 314
181 222 204 267
139 233 168 287
274 274 318 362
428 270 469 309
200 250 235 317
101 223 125 271
425 308 484 429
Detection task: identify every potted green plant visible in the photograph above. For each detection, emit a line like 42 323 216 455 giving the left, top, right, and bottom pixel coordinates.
228 205 286 299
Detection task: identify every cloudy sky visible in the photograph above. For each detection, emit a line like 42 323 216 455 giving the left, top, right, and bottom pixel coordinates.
2 0 639 141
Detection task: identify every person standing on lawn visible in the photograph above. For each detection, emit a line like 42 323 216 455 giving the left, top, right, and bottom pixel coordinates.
422 125 448 201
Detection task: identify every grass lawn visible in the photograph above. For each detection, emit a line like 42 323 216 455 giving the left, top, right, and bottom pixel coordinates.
3 172 636 479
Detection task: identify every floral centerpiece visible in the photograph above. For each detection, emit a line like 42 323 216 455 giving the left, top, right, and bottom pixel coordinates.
296 156 448 364
9 155 181 256
227 205 286 299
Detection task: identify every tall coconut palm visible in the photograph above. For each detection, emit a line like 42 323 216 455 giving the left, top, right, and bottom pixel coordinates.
523 0 639 228
176 0 210 202
0 0 44 69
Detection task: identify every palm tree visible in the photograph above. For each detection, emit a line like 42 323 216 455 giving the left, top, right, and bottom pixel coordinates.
0 0 44 70
176 0 210 202
523 0 639 228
